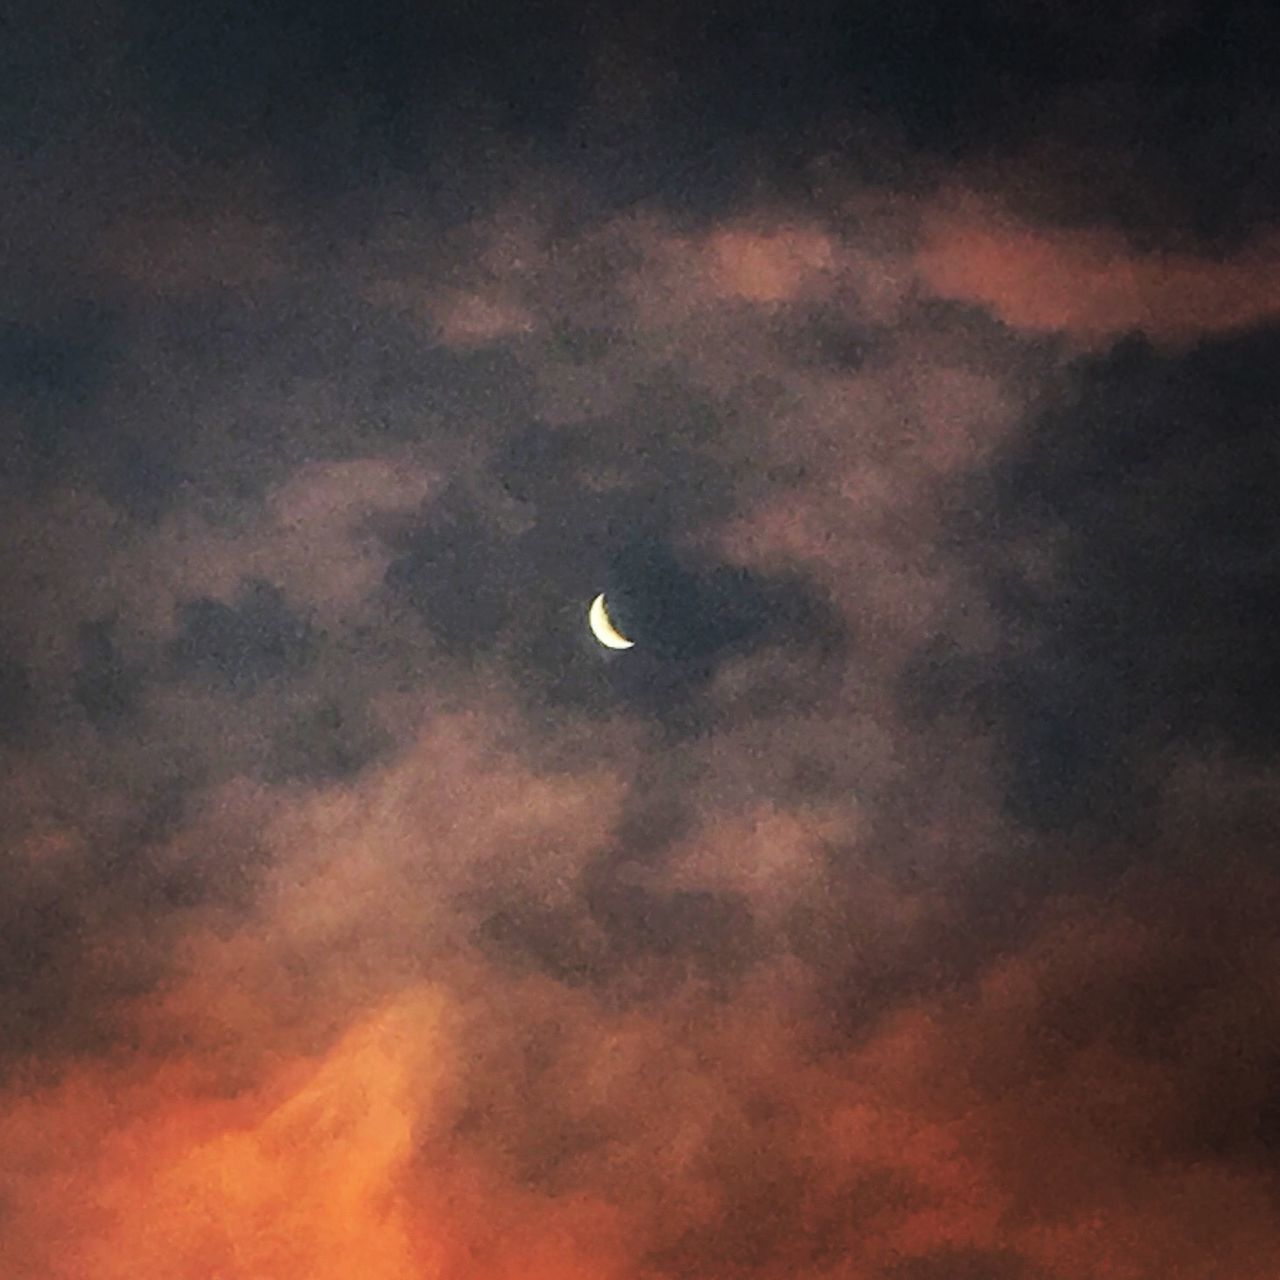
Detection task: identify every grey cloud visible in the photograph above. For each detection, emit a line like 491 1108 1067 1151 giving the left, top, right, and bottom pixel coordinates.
944 325 1280 834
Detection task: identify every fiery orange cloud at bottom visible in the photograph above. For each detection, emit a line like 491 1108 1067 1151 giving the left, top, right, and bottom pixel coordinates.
4 862 1280 1279
2 989 634 1280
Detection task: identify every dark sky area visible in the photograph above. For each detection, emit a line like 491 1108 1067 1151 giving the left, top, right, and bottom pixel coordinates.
3 3 1280 1276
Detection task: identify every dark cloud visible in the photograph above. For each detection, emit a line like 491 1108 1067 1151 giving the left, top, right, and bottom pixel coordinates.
72 619 142 728
475 901 601 987
57 0 1268 244
386 400 846 735
0 653 36 742
168 579 318 692
0 308 117 483
951 325 1280 831
599 535 847 732
127 0 589 183
601 2 1280 242
263 696 391 783
0 763 244 1071
585 877 759 983
94 435 189 524
2 4 1279 1276
605 537 812 663
883 1248 1040 1280
384 488 516 659
386 491 843 730
101 285 505 511
475 879 759 997
0 879 108 1064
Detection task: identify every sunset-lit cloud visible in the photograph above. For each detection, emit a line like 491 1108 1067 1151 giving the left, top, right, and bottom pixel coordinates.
4 5 1280 1277
918 193 1280 346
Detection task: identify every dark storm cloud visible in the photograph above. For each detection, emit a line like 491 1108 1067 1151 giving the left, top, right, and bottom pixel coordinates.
944 324 1280 832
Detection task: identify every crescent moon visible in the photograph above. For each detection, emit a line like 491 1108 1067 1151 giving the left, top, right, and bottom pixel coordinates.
588 593 635 650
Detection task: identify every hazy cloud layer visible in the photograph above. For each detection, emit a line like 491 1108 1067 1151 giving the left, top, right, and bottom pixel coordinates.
4 4 1280 1277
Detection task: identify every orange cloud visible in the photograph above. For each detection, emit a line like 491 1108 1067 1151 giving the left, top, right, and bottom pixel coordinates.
370 282 536 348
77 992 442 1280
918 196 1280 345
7 860 1280 1277
8 153 1280 1280
707 225 837 303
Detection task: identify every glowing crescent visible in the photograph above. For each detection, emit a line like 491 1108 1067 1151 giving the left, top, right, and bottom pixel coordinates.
588 593 635 650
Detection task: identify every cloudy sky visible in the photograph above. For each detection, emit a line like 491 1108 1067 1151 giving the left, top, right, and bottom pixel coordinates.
4 3 1280 1276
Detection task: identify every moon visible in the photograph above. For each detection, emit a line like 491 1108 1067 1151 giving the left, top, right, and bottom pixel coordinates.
588 593 635 650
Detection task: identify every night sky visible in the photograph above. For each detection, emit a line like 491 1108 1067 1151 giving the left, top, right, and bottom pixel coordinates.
4 3 1280 1276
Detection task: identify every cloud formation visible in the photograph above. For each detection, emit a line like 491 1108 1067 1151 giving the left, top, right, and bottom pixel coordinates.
3 4 1280 1277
